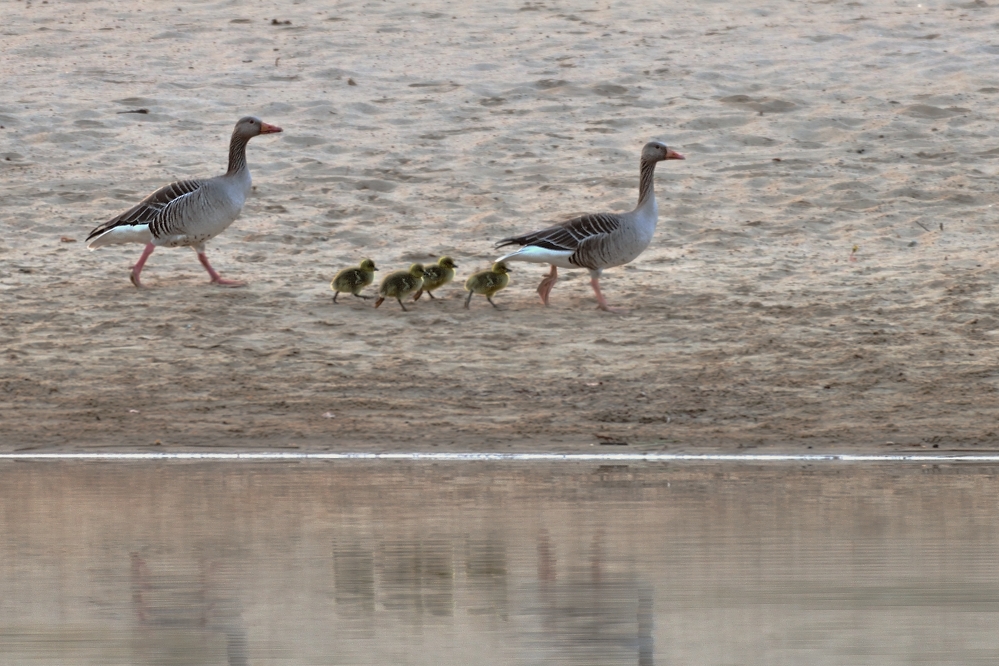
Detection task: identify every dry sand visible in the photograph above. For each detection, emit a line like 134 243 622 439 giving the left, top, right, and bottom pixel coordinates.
3 0 999 452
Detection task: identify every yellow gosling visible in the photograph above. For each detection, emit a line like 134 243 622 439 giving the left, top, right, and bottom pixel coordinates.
415 256 458 301
331 258 378 303
464 262 510 310
374 263 425 312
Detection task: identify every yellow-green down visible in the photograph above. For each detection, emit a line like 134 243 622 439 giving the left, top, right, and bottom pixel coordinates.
375 264 425 311
464 262 510 309
415 256 458 300
331 258 377 303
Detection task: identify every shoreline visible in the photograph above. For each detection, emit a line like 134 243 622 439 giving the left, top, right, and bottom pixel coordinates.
0 450 995 463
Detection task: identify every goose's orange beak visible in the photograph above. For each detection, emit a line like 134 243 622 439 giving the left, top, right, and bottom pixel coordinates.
666 149 685 160
260 122 283 134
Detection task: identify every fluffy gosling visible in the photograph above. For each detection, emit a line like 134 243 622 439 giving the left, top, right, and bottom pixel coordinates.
375 263 425 311
331 258 378 303
464 262 510 309
415 256 458 301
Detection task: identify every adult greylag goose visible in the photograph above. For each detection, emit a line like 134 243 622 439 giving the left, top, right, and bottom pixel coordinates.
495 141 684 312
86 116 283 287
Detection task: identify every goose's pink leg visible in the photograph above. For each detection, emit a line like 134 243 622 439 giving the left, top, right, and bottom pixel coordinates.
130 243 156 288
537 265 558 306
590 277 626 314
198 252 246 287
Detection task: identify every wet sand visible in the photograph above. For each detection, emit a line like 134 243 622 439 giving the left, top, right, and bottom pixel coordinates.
3 0 999 451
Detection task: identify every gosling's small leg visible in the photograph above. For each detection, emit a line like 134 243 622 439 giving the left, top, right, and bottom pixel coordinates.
464 292 473 309
487 296 501 310
396 297 408 312
374 297 385 308
353 293 371 300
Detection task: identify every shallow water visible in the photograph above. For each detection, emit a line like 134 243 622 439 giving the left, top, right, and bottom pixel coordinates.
3 461 999 665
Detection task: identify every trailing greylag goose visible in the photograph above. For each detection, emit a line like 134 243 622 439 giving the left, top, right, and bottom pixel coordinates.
464 261 510 309
86 116 283 287
414 256 457 300
331 258 378 303
375 264 425 311
495 141 684 312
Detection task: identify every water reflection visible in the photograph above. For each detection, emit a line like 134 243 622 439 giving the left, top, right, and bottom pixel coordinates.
1 463 999 664
129 551 248 665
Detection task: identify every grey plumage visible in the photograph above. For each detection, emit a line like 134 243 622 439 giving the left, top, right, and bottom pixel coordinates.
494 141 684 311
497 212 623 271
86 116 283 287
88 179 203 242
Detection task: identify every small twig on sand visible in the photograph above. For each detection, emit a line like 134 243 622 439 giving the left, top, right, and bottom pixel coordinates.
914 220 931 232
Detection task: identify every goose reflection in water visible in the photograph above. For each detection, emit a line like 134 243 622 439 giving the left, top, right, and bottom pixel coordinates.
328 527 654 665
130 552 248 666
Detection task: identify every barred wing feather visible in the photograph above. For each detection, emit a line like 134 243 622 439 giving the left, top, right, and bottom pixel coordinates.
86 179 204 242
496 213 621 269
496 213 620 252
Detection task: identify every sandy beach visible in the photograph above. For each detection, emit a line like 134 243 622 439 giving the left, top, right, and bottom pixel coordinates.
3 0 999 452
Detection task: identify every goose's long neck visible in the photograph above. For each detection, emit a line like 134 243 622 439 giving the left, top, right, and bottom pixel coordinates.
226 133 250 176
636 158 657 209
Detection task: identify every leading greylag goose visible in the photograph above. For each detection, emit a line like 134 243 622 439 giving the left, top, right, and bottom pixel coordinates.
495 141 684 312
86 116 283 287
